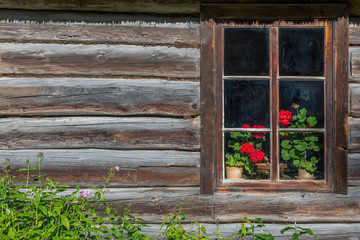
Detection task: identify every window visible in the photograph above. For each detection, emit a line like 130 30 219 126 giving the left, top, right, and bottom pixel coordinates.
200 4 348 194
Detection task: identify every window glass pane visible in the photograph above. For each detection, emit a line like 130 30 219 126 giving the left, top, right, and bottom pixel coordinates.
224 28 269 76
279 80 324 128
224 80 270 128
224 131 270 180
279 28 324 76
279 132 324 180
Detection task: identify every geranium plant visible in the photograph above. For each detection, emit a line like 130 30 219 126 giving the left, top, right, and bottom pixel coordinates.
225 125 266 173
280 103 322 175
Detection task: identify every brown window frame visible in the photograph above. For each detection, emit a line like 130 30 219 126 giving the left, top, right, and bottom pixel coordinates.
200 4 349 194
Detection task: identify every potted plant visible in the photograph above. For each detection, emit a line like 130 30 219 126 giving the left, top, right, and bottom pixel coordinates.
279 103 322 180
225 125 266 179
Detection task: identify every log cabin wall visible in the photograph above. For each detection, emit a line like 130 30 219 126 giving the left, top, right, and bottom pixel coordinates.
0 8 359 239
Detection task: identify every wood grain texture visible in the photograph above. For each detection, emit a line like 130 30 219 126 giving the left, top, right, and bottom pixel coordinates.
56 186 360 223
1 0 360 17
0 43 200 78
334 17 349 149
350 46 360 81
202 3 347 20
350 23 360 45
349 83 360 117
348 117 360 148
3 149 199 187
199 19 215 194
0 78 200 117
0 0 200 15
0 117 200 150
0 20 200 46
349 153 360 186
143 223 360 239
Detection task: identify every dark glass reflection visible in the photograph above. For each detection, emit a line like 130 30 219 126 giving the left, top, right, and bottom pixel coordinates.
279 80 324 128
224 28 269 76
224 132 270 180
279 28 324 76
279 132 324 180
224 80 270 128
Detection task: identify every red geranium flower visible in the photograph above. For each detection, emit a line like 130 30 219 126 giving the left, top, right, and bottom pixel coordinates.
249 149 265 163
305 124 311 129
279 110 292 126
251 125 266 139
241 124 250 128
240 142 255 154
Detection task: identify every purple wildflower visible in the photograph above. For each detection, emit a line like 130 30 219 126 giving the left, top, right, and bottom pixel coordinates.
39 148 44 151
5 158 11 162
80 190 90 198
115 166 119 171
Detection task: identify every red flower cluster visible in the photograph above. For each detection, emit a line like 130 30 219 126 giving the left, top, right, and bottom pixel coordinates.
251 125 266 139
240 142 265 163
241 124 250 128
279 110 292 127
249 150 265 163
240 142 254 154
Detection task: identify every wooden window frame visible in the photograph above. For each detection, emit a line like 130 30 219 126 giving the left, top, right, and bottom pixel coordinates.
200 3 349 194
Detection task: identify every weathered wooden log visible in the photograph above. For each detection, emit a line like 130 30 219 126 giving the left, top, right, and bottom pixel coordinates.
349 153 360 186
0 117 200 150
58 186 360 223
0 0 200 15
0 43 200 78
350 23 360 45
0 19 200 46
2 150 199 187
0 78 199 117
348 117 360 148
349 83 360 117
350 46 360 81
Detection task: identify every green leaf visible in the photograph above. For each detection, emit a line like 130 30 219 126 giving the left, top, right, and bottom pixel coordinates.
281 140 291 149
61 215 70 230
307 117 317 127
299 108 307 116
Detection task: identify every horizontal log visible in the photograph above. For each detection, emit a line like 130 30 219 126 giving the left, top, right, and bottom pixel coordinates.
58 187 360 223
3 150 199 187
0 78 200 117
143 223 360 239
349 83 360 117
0 0 359 18
350 23 360 45
0 117 200 150
0 43 200 78
349 153 360 186
350 46 360 81
0 20 200 46
348 117 360 148
0 0 200 15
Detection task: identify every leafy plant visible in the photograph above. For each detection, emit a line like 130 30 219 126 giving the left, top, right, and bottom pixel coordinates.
280 104 322 174
225 125 267 172
281 222 319 240
230 218 274 240
160 203 209 240
0 152 150 240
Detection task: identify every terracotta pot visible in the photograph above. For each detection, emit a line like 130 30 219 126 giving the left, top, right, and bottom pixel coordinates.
226 166 243 179
296 168 315 180
255 163 287 175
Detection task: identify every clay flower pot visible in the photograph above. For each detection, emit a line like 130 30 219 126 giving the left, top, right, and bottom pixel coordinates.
226 166 244 179
296 168 315 180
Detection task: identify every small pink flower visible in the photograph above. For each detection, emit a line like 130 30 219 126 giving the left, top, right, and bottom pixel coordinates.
5 158 11 162
80 190 90 198
115 166 119 171
39 148 44 151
